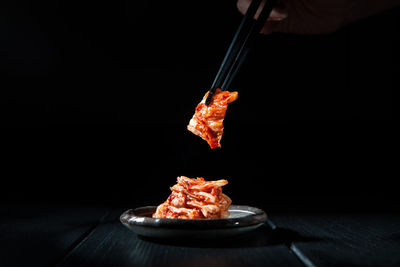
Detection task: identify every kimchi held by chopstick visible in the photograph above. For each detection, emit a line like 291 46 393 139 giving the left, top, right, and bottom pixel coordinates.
153 176 232 219
187 89 238 149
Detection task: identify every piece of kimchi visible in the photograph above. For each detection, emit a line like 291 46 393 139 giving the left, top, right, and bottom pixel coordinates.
153 176 231 219
187 89 238 149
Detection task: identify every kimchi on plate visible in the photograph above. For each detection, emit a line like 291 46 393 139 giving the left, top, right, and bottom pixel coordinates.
153 176 232 219
187 89 238 149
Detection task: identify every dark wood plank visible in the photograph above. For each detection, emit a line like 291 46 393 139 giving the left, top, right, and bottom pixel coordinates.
0 202 110 267
270 213 400 267
58 209 303 267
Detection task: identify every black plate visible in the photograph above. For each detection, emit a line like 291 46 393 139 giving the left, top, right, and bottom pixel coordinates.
120 205 267 239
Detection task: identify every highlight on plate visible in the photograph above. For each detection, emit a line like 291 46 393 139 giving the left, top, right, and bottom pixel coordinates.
153 176 232 219
187 89 238 149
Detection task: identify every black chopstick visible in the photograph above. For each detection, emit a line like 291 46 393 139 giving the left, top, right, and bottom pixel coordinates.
205 0 277 105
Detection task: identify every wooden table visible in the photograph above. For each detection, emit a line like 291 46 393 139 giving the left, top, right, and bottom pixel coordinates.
2 202 400 267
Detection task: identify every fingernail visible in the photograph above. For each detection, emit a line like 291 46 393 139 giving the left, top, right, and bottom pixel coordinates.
269 8 288 21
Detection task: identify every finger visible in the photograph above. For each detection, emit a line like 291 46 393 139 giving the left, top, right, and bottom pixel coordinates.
268 7 288 21
237 0 252 16
237 0 288 35
260 21 274 34
237 0 288 20
260 7 289 34
261 19 286 34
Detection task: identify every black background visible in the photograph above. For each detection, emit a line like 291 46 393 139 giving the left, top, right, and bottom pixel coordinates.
1 0 397 212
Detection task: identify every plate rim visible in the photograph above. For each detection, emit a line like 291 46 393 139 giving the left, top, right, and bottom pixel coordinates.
120 205 267 230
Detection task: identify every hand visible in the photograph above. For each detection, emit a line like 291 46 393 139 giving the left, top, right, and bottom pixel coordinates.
237 0 400 34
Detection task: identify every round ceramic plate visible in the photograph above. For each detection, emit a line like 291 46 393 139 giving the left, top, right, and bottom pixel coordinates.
120 205 267 240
